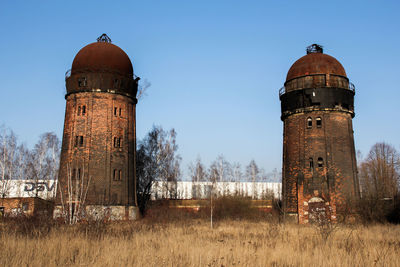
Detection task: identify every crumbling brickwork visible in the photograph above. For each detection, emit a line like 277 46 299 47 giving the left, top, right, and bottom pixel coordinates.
280 45 360 223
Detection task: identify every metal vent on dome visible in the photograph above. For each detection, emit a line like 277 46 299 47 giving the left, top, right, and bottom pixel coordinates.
306 44 323 54
97 33 112 43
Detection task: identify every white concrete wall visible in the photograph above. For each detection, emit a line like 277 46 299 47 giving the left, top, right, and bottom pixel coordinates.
1 180 57 199
4 180 282 201
151 181 281 200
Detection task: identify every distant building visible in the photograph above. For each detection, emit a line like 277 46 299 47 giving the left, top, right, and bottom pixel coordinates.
151 181 281 200
279 44 360 224
55 34 140 220
0 197 53 218
1 180 56 200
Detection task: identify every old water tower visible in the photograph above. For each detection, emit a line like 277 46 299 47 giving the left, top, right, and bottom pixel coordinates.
279 44 359 223
55 34 140 220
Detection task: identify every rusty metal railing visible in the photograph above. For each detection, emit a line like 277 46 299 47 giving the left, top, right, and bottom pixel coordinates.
279 75 356 97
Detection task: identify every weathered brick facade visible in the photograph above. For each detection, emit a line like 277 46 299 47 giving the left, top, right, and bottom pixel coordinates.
55 35 139 218
280 45 360 223
0 197 53 217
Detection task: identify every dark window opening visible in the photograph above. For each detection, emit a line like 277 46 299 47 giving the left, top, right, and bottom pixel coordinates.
77 106 81 116
318 157 324 168
309 158 314 170
113 79 119 88
113 169 117 181
114 137 122 148
78 77 87 87
114 107 117 116
77 168 81 180
82 105 86 115
307 118 312 128
119 108 122 117
22 202 29 212
79 136 84 147
316 117 322 127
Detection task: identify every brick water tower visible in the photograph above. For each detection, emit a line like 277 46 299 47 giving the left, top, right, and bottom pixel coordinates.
55 34 140 220
279 44 360 223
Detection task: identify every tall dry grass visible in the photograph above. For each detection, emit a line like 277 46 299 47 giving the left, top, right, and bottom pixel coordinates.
0 217 399 267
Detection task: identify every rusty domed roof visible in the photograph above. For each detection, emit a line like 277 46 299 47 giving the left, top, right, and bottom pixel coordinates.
71 36 133 76
286 46 346 81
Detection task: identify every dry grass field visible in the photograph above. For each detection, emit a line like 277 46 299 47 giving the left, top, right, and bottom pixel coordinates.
1 217 400 267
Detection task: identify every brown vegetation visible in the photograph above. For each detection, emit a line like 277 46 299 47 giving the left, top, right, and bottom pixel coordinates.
0 215 399 267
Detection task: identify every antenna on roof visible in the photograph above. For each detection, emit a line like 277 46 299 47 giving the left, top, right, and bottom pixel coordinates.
97 33 112 43
306 44 323 54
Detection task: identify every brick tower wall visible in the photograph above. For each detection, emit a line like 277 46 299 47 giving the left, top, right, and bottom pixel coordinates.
56 92 137 206
280 72 359 223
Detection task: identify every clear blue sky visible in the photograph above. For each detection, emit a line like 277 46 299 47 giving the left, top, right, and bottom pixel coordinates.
0 0 399 176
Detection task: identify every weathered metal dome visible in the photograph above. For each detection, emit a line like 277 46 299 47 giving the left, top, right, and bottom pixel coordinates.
286 44 346 81
71 34 133 77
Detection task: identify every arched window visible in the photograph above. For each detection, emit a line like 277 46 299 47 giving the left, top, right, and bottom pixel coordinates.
307 117 312 128
316 117 322 127
317 157 324 167
309 158 314 170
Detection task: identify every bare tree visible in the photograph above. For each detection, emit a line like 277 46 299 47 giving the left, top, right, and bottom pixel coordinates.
136 79 151 100
189 157 208 199
189 157 208 182
26 132 60 198
136 126 181 214
246 160 259 199
360 142 399 200
358 142 400 222
58 164 91 224
0 126 19 197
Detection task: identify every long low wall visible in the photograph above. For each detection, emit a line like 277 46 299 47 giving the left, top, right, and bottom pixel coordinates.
151 181 282 200
2 180 282 201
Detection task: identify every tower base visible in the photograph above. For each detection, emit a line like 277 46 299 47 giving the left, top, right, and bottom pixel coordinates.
53 205 140 221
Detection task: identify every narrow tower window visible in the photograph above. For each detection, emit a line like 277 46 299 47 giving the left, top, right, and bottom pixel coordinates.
318 157 324 168
113 169 117 180
77 106 81 116
119 108 122 117
119 170 122 181
114 107 118 116
113 79 119 88
79 136 84 147
78 77 87 87
82 105 86 115
309 158 314 170
316 117 322 127
307 117 312 128
114 137 122 148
